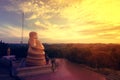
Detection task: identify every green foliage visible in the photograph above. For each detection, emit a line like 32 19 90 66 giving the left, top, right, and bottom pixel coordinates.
45 44 64 58
10 45 28 58
0 41 8 57
1 42 120 70
45 43 120 70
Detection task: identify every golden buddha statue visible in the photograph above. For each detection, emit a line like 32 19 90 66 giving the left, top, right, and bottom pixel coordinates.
26 32 46 66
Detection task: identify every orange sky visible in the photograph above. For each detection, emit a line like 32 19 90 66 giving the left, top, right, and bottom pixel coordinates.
0 0 120 43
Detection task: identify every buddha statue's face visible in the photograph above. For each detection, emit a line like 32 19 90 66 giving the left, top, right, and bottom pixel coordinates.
29 32 38 39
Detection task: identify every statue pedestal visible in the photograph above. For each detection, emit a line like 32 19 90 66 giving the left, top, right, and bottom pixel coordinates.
17 64 52 77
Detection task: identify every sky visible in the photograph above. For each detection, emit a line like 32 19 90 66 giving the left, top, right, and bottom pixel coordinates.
0 0 120 43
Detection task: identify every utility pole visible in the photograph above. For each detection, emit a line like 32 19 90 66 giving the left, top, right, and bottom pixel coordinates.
21 12 24 44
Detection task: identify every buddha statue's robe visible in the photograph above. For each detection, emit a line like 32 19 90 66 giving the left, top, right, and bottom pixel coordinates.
26 32 46 66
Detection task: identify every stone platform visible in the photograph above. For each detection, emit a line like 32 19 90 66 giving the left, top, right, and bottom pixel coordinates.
17 64 52 77
0 58 55 79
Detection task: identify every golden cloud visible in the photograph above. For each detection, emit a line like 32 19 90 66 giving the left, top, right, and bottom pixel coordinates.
2 0 120 43
0 24 30 38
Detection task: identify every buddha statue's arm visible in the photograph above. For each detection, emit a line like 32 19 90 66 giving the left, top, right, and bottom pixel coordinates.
36 40 44 50
28 40 35 48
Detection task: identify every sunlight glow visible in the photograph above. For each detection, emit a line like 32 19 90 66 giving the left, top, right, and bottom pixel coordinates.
0 0 120 43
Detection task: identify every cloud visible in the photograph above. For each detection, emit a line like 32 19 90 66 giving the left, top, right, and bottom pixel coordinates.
0 24 31 43
79 24 120 37
60 0 120 24
26 14 37 20
1 0 120 43
34 20 47 30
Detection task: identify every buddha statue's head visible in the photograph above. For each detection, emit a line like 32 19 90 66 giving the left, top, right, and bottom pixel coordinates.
29 32 38 39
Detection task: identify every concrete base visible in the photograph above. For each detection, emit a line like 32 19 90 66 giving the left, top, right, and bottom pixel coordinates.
17 64 52 77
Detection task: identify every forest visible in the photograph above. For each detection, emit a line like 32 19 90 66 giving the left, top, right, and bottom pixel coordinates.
0 41 120 70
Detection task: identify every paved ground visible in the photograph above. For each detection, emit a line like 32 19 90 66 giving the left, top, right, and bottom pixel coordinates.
24 59 107 80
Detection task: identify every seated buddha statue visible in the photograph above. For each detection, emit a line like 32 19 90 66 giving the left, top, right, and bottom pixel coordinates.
26 32 46 66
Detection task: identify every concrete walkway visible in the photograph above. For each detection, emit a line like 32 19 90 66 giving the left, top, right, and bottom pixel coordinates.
24 59 106 80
